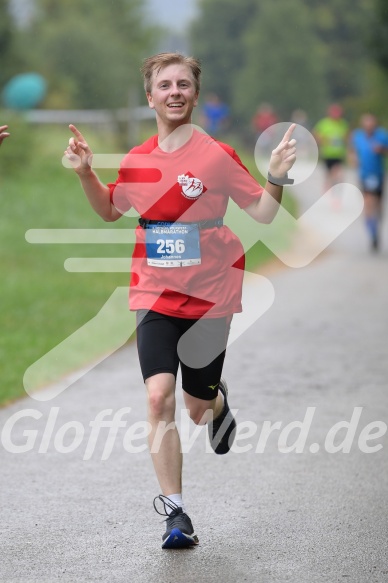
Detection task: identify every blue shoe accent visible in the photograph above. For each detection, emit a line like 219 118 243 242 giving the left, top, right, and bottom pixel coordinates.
365 217 379 245
162 528 198 549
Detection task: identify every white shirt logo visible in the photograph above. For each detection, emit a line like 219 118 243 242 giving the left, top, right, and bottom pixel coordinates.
177 174 204 199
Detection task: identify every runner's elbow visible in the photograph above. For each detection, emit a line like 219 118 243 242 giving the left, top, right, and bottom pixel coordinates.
252 209 277 224
259 213 277 224
100 205 121 222
102 213 119 222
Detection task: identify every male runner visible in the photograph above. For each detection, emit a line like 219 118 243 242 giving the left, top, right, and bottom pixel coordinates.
65 52 296 549
0 125 10 146
313 104 349 202
200 92 230 136
349 113 388 250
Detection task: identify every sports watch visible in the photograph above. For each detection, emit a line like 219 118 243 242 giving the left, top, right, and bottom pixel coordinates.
267 171 294 186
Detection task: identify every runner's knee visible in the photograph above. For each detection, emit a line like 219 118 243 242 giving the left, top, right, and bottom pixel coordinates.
146 374 176 419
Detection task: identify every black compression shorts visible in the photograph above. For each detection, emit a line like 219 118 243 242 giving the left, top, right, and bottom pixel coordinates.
360 179 384 198
136 309 231 401
324 157 344 170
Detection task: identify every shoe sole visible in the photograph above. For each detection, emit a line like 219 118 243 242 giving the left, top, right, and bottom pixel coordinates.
162 528 199 549
212 412 237 454
209 378 236 455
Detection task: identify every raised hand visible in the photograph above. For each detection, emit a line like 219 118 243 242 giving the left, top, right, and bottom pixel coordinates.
64 124 93 174
269 124 297 178
0 125 10 146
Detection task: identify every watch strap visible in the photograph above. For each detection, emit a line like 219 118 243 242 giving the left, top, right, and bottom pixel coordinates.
267 171 294 186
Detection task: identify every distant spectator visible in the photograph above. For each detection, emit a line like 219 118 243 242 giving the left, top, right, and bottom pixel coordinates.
313 104 349 198
0 125 10 146
291 109 309 129
291 109 310 156
253 103 279 134
200 93 230 136
252 103 279 154
349 113 388 251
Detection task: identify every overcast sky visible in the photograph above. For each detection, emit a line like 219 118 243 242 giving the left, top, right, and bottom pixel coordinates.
146 0 198 29
8 0 198 30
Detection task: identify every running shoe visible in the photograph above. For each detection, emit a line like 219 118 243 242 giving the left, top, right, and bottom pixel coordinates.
208 378 237 455
153 495 199 549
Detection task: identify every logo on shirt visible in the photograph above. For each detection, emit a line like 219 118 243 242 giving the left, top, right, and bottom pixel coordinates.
178 174 204 200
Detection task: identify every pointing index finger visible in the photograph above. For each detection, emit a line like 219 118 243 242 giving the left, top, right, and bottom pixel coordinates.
69 124 86 143
283 123 296 143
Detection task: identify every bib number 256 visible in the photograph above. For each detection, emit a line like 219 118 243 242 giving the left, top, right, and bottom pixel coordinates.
156 239 185 255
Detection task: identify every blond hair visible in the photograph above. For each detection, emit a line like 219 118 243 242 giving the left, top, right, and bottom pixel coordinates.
140 52 201 94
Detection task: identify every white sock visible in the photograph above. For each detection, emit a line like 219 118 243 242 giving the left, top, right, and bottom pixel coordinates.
165 493 186 514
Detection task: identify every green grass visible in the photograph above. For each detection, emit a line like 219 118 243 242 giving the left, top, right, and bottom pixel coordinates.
0 123 296 406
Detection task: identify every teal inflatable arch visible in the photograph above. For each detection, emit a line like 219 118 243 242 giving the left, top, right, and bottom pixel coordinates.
2 73 47 110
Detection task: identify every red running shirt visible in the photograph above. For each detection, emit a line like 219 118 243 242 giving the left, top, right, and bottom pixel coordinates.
107 129 263 318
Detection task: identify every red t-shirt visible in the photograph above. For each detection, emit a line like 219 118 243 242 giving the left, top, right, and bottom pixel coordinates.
107 129 263 318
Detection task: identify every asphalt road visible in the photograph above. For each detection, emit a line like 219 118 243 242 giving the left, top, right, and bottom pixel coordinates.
1 166 388 582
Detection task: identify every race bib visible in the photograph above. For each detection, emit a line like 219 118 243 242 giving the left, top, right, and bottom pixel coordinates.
145 223 201 268
364 175 380 191
330 137 344 147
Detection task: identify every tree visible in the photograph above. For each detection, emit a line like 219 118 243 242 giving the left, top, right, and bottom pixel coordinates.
190 0 258 106
14 0 158 109
307 0 372 102
234 0 327 123
0 1 26 89
368 0 388 72
190 0 327 126
189 0 381 129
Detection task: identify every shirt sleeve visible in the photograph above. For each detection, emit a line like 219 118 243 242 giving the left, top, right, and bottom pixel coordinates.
106 161 133 215
225 147 264 209
380 129 388 148
350 130 357 150
107 169 122 205
106 137 161 215
313 120 322 135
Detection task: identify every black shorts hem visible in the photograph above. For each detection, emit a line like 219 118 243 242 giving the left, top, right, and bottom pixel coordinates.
324 158 344 170
361 184 383 198
143 368 177 383
182 385 219 401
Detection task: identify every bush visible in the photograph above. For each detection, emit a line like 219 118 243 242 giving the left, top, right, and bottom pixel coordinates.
0 112 36 176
